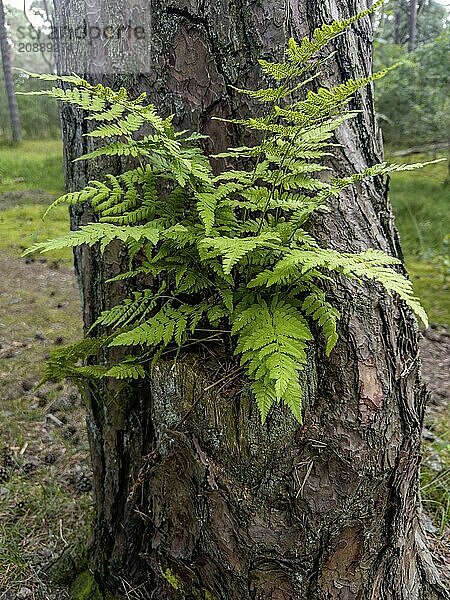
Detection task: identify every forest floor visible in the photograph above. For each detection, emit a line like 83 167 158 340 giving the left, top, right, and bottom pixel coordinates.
0 252 89 600
0 143 448 598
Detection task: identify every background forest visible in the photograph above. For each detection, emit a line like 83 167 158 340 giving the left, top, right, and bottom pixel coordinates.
0 1 449 597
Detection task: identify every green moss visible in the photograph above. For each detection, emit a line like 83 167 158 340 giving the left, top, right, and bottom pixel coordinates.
70 570 102 600
160 565 217 599
161 567 185 592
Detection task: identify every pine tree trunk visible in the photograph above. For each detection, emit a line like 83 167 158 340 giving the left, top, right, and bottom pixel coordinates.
394 4 403 45
55 0 448 598
408 0 418 51
0 0 21 143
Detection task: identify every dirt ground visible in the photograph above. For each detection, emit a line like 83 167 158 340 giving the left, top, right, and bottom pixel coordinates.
0 255 89 600
0 252 448 598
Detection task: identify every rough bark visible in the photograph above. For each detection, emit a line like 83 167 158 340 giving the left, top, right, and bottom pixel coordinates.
0 0 21 142
54 0 448 598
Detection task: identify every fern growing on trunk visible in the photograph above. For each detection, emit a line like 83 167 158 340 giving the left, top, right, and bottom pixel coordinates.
23 2 435 423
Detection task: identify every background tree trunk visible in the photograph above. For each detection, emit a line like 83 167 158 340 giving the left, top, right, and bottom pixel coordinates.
0 0 21 142
55 0 447 598
409 0 418 51
394 3 404 44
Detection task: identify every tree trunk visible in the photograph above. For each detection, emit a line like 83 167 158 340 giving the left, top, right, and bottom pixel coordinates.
55 0 448 598
0 0 21 142
394 4 403 45
408 0 418 51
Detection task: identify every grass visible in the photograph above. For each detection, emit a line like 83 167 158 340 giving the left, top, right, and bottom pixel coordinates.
387 152 450 326
407 261 450 326
0 139 72 264
0 203 72 263
0 139 64 196
0 249 89 597
388 153 449 258
0 468 92 579
421 407 450 538
0 267 87 598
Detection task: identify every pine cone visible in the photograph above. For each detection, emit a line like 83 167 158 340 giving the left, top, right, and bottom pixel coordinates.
1 447 14 468
44 452 57 465
0 466 10 483
75 473 92 493
62 424 77 439
22 458 39 474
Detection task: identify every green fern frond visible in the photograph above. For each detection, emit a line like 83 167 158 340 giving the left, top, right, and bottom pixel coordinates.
233 297 312 422
72 365 109 379
258 1 383 82
302 290 340 355
16 70 89 86
332 159 446 189
91 288 162 330
200 233 281 275
75 141 146 161
38 336 110 385
42 184 104 217
85 103 126 122
228 78 318 103
195 190 218 234
264 172 330 192
19 85 105 111
103 363 146 380
23 223 160 255
275 70 391 128
257 59 304 82
109 307 177 348
86 112 145 138
285 0 384 68
251 380 277 423
109 303 208 349
249 247 427 326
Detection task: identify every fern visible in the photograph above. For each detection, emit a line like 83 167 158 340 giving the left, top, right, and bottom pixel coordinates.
91 287 165 330
104 363 146 380
24 223 160 254
258 0 384 81
25 4 437 424
109 303 209 349
302 289 340 356
199 233 281 275
232 297 312 422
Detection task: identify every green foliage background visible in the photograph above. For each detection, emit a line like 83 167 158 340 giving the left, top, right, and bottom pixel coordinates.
374 32 450 146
